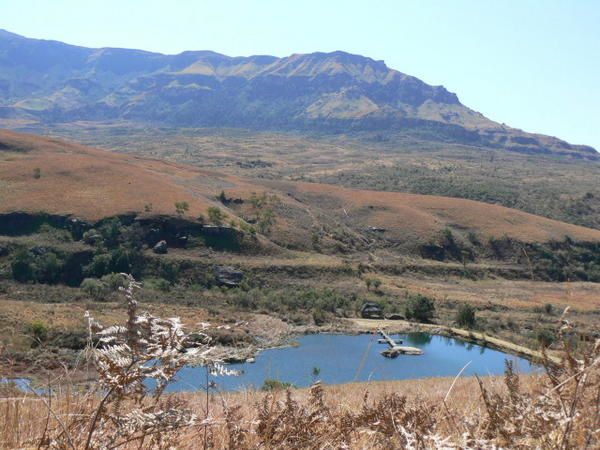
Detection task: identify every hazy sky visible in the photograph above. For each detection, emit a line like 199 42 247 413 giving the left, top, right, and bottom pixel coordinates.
1 0 599 149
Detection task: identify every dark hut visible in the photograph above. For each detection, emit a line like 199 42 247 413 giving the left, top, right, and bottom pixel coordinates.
360 302 383 319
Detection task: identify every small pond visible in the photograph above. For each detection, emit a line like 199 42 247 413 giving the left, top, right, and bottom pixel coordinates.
160 333 539 392
0 377 46 394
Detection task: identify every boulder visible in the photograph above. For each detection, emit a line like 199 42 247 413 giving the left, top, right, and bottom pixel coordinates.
29 246 47 256
0 245 8 257
214 265 244 287
83 229 102 245
153 240 168 254
386 313 406 321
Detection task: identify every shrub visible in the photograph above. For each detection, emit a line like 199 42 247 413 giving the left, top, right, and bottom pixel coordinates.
84 253 112 277
27 320 48 347
85 247 143 278
159 260 180 284
456 303 476 328
175 201 190 216
98 218 122 248
11 250 34 282
312 309 327 326
10 249 64 284
364 277 382 292
536 327 556 348
405 294 435 323
261 379 294 391
146 277 172 292
35 252 63 284
81 277 109 301
257 208 275 234
100 272 126 291
207 206 224 225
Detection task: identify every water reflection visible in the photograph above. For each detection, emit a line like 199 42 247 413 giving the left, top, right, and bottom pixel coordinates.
404 332 433 346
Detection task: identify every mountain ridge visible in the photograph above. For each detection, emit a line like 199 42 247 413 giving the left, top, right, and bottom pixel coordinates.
0 29 596 159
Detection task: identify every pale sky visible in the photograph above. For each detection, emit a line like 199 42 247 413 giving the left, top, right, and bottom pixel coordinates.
1 0 599 149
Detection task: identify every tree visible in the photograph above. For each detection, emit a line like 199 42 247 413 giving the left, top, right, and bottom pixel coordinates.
456 303 476 328
175 201 189 216
207 206 224 225
405 294 435 323
364 277 381 292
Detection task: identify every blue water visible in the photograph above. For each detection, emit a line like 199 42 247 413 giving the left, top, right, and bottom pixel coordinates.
160 333 538 392
0 378 46 394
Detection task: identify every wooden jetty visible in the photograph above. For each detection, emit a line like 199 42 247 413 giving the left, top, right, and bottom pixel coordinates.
378 329 423 358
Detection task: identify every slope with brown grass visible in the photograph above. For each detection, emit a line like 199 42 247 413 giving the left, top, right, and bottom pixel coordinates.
3 130 597 251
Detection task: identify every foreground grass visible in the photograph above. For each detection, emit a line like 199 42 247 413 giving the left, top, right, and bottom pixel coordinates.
1 366 597 449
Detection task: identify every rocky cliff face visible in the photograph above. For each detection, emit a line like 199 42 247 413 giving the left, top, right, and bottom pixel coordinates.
0 29 596 158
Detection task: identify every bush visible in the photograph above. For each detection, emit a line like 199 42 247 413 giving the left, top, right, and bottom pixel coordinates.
27 320 48 347
364 277 382 292
11 250 34 282
100 272 126 291
456 303 476 328
405 294 435 323
10 249 64 284
261 379 294 391
536 327 556 348
207 206 224 225
159 260 180 284
85 253 112 278
175 201 190 216
84 247 143 278
35 252 64 284
145 277 172 292
81 278 109 301
99 218 123 248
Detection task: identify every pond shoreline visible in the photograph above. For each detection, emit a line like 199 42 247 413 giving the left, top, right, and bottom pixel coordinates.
340 318 560 365
3 318 554 392
254 317 559 367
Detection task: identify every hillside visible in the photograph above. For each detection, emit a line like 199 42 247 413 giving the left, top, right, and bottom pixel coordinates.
1 129 599 250
0 29 596 159
1 130 599 392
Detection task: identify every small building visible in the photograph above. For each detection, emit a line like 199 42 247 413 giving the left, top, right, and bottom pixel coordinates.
361 302 383 319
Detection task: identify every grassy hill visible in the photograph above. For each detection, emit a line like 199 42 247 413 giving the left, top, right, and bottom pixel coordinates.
2 129 599 248
31 124 600 231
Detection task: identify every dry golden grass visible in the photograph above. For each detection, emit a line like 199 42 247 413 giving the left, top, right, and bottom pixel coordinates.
1 366 597 449
0 375 524 449
2 129 599 247
384 274 600 312
275 180 600 243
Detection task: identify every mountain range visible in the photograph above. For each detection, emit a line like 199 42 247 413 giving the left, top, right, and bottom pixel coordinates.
0 29 596 159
